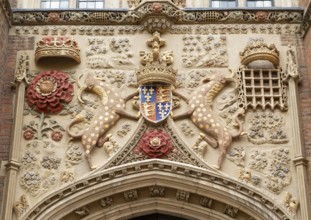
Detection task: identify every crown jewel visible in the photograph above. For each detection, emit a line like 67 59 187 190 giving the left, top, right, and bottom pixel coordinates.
136 32 177 85
35 36 81 63
240 38 279 67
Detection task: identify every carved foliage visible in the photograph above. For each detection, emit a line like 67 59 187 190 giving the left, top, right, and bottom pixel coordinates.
247 112 288 144
248 148 291 194
182 35 227 67
283 192 299 218
86 38 133 69
14 195 29 219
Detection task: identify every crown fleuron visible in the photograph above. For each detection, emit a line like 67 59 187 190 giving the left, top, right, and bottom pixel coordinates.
240 38 279 67
136 32 177 85
35 36 81 63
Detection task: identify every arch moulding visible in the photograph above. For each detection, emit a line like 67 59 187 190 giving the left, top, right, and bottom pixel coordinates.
24 160 290 220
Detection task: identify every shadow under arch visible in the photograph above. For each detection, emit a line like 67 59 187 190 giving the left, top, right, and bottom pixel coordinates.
23 160 290 220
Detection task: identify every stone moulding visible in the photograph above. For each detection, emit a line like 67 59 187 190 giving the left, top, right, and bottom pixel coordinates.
12 8 303 26
35 36 81 63
21 160 291 220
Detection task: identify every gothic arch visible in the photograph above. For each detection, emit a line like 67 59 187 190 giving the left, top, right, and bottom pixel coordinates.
23 160 290 220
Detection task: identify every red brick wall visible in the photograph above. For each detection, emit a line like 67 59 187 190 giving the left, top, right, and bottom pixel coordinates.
0 3 10 209
301 30 311 196
0 4 35 210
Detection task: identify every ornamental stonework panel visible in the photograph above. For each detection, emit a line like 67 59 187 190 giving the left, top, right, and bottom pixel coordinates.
8 7 306 219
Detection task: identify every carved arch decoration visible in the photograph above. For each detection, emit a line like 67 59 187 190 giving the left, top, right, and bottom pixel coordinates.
23 160 289 220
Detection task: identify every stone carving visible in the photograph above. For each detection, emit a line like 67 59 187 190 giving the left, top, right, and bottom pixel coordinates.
124 190 138 201
249 150 268 170
60 171 75 183
26 70 74 114
12 5 303 26
173 73 245 169
118 26 142 35
20 170 41 196
240 38 279 68
14 24 301 37
103 134 119 156
236 68 288 111
172 0 185 8
41 156 61 170
117 123 132 137
102 70 126 88
35 36 81 63
135 129 173 159
14 195 29 219
66 144 84 166
248 147 291 194
192 134 208 158
75 206 90 217
200 197 213 208
14 53 29 84
137 32 176 86
283 192 299 218
67 73 139 170
127 0 140 9
224 205 239 218
100 197 113 207
176 190 190 202
180 122 195 136
238 169 261 185
247 112 288 144
86 38 133 69
21 151 38 168
217 91 242 129
181 35 227 67
286 46 300 80
149 186 165 197
23 114 65 141
142 16 173 33
265 148 291 194
41 174 57 191
227 146 245 167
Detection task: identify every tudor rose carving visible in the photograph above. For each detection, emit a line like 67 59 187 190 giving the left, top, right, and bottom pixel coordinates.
67 73 140 170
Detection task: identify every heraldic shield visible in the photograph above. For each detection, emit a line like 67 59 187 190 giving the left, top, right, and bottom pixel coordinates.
140 84 172 124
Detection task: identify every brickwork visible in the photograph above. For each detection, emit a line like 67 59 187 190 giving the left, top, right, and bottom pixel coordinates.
0 2 10 210
0 1 35 210
301 30 311 197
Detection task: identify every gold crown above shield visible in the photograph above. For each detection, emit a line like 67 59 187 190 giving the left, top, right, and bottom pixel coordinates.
35 36 81 63
136 32 177 85
240 38 279 67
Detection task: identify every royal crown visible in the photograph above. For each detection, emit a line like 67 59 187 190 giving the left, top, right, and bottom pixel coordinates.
240 38 279 67
136 62 177 85
136 32 177 85
35 36 81 63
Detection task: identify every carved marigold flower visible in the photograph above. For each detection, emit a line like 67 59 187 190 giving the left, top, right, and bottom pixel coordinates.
51 131 63 142
26 70 74 114
138 130 173 158
23 129 35 140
